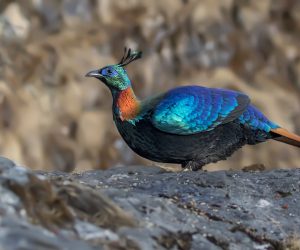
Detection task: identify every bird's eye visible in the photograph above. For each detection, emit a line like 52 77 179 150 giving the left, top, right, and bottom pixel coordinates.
101 67 117 76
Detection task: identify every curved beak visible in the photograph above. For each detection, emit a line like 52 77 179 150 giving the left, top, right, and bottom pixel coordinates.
85 69 103 78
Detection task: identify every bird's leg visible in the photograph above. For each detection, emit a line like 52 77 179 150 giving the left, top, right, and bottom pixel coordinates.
181 161 204 171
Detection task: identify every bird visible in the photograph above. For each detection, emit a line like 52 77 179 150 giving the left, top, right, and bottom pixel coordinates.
85 48 300 171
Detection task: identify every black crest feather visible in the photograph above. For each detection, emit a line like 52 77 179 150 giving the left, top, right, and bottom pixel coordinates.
118 47 142 67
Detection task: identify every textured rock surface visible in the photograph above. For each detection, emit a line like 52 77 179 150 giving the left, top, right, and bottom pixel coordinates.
0 156 299 249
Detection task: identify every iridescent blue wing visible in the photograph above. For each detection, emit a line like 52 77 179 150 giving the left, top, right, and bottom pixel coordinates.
151 85 250 135
239 105 279 132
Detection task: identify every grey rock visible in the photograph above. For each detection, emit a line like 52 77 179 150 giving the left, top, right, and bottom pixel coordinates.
0 157 299 249
62 0 93 26
0 217 95 250
71 166 300 249
33 0 62 32
0 3 30 40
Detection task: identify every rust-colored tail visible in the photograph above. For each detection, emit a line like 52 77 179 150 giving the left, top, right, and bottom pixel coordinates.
271 128 300 148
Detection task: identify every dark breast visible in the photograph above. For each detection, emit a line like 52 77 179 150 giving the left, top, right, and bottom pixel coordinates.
114 115 249 164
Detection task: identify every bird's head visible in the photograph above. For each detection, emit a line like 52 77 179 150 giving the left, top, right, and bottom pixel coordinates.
85 48 142 91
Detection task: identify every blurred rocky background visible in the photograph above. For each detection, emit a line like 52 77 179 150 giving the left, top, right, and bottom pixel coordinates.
0 0 299 171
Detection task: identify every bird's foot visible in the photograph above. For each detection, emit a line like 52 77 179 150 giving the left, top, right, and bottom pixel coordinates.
181 161 204 171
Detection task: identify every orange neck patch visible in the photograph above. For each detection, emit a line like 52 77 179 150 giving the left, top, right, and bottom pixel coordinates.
116 87 140 121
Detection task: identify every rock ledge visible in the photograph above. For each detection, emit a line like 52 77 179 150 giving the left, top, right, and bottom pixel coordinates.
0 157 299 250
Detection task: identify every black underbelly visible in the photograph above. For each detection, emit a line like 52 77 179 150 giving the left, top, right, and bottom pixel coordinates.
115 118 248 164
